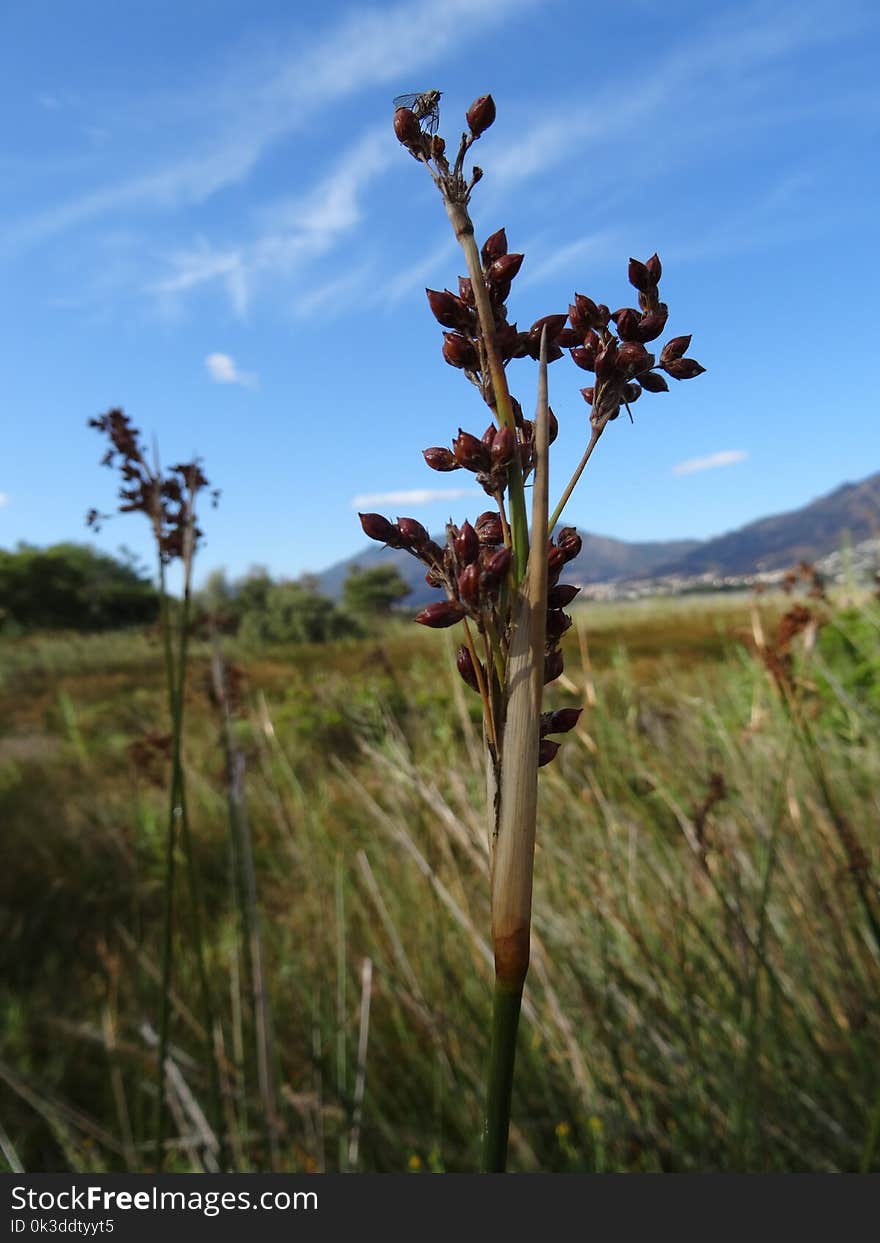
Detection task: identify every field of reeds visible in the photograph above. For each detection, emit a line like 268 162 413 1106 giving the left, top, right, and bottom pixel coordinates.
2 589 878 1173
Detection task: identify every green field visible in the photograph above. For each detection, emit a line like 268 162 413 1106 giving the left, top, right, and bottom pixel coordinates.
1 593 878 1172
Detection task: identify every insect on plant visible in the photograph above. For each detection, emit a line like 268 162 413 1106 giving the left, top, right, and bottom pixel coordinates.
393 90 442 135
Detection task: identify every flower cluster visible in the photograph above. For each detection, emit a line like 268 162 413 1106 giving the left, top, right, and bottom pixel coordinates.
375 93 705 770
357 503 584 760
569 255 704 430
87 408 216 564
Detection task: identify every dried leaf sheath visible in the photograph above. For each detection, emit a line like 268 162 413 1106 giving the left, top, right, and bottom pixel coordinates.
491 333 549 988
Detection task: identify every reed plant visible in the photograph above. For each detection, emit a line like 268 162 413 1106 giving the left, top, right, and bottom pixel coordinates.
360 93 705 1169
87 410 222 1168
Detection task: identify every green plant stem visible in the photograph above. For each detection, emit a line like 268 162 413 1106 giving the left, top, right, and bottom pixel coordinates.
174 546 226 1168
860 1086 880 1172
733 726 796 1166
482 980 523 1172
155 556 177 1170
786 694 880 955
548 428 601 535
155 533 225 1170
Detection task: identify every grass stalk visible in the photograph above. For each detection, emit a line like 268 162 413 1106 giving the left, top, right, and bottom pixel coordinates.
482 980 524 1171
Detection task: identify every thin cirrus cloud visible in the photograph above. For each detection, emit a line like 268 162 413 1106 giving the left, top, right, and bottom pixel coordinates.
673 449 748 476
154 127 393 316
0 492 9 508
352 488 478 508
205 352 258 389
3 0 536 257
490 0 867 191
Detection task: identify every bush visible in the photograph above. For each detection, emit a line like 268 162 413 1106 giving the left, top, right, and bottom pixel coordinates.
0 543 158 632
342 565 412 617
239 578 358 644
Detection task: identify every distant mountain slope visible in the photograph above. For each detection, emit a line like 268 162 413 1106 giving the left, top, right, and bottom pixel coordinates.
658 472 880 577
318 532 701 606
565 534 702 583
319 471 880 601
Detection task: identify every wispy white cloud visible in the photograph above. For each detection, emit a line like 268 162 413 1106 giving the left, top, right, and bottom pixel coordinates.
5 0 536 255
205 352 258 388
490 0 870 191
380 237 458 306
516 230 618 291
292 264 375 318
0 492 8 508
673 450 748 476
152 127 391 315
352 487 479 508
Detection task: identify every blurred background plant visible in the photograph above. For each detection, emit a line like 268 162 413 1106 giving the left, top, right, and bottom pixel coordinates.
86 409 223 1169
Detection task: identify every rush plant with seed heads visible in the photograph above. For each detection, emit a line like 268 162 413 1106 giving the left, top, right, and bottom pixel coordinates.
87 409 222 1170
370 93 705 1170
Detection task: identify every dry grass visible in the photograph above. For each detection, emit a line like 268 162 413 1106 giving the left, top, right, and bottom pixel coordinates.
1 592 878 1172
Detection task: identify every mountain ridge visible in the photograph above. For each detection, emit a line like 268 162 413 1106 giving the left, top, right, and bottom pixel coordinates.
317 470 880 604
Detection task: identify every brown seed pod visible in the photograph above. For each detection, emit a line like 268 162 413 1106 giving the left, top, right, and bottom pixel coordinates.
359 512 401 545
481 227 508 266
474 511 504 545
544 649 565 684
466 94 496 137
628 257 655 294
414 600 466 628
454 520 480 565
426 288 472 331
423 446 461 472
452 430 489 472
456 644 482 692
482 545 512 586
393 107 422 148
541 707 583 735
548 583 580 608
660 335 692 364
662 357 705 380
397 516 429 549
538 738 561 767
638 370 669 393
442 332 478 369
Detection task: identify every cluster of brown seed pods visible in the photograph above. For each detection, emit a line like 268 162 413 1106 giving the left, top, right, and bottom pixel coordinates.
360 93 705 768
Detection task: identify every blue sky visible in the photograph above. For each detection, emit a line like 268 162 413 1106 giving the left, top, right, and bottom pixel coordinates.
2 0 878 585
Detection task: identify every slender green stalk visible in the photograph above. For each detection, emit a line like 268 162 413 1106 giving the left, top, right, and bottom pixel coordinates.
791 710 880 955
548 428 601 535
732 727 795 1165
169 558 226 1167
860 1087 880 1173
335 855 348 1172
154 516 224 1169
212 641 280 1169
482 981 523 1171
155 556 178 1169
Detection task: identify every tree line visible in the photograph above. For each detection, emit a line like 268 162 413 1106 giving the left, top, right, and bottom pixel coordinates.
0 542 412 639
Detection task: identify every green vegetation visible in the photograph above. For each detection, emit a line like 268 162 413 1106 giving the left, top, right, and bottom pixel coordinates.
0 592 878 1173
196 566 412 643
341 565 412 619
0 543 158 633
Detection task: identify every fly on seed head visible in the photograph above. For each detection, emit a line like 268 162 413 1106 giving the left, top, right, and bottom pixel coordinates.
393 90 442 136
